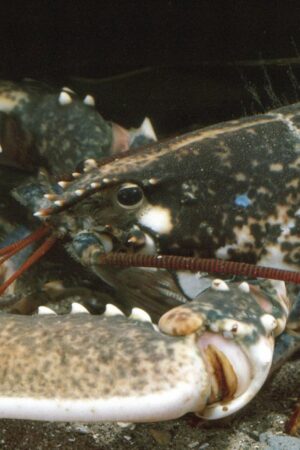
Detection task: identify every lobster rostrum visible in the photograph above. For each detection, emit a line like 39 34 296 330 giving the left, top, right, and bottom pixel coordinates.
0 80 299 425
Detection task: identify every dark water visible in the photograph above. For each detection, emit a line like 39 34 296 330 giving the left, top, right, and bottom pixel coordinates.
0 2 299 135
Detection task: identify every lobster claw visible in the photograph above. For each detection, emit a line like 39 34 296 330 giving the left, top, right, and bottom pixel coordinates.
0 306 211 422
0 279 290 423
159 278 290 419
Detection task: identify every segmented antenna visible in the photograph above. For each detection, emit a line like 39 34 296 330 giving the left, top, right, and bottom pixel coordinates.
98 253 300 284
0 226 57 295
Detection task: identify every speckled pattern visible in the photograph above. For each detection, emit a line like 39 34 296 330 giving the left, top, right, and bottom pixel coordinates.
0 80 113 176
23 102 299 321
159 280 289 344
0 313 206 400
42 104 300 270
0 85 299 425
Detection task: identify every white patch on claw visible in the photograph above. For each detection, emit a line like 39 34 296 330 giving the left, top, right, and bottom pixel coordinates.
104 304 124 316
58 91 72 105
83 95 95 106
138 207 173 234
71 303 89 314
130 308 152 323
38 306 56 315
260 314 277 335
238 282 250 293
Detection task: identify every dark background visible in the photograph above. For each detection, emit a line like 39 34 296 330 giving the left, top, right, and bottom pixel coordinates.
0 1 300 134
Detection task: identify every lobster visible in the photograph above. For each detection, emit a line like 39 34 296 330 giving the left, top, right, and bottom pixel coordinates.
0 80 299 429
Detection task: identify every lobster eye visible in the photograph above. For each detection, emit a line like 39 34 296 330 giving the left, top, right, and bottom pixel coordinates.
116 183 144 208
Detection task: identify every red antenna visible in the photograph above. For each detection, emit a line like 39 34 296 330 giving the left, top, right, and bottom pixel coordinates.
98 253 300 284
0 226 57 294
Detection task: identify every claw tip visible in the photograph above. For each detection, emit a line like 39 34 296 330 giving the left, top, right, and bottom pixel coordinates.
38 306 57 315
71 302 89 314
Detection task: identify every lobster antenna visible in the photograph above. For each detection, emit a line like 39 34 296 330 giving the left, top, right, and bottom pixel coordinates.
0 229 56 295
98 253 300 284
0 226 50 257
0 235 57 295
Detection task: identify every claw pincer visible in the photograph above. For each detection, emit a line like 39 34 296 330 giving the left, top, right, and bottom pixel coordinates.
158 278 290 419
0 278 290 422
0 307 210 422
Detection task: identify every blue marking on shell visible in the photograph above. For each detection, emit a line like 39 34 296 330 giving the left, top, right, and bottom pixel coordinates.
235 194 252 208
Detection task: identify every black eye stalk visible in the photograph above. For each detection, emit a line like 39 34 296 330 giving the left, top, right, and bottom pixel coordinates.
116 183 144 208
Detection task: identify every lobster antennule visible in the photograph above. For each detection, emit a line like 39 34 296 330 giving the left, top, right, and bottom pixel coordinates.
0 227 56 295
